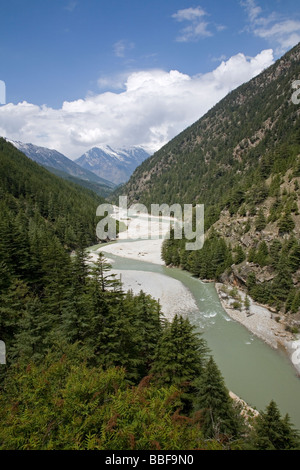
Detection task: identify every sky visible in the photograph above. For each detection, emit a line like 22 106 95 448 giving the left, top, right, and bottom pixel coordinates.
0 0 300 159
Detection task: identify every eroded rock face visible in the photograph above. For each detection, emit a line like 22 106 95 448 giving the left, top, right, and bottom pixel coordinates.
231 262 277 285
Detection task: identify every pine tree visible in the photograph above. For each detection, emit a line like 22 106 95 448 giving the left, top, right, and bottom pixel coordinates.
233 245 246 265
130 290 163 380
194 356 243 440
97 298 140 382
278 213 295 234
254 241 269 267
255 208 267 232
90 252 121 292
244 295 251 313
271 259 293 304
250 400 300 450
289 243 300 272
151 315 207 387
10 296 51 363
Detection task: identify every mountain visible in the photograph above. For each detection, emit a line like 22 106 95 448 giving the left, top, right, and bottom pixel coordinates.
119 42 300 322
0 137 104 252
121 43 300 211
75 145 151 185
7 139 115 196
42 166 114 198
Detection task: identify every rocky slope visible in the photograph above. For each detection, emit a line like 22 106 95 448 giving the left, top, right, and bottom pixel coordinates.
114 43 300 337
119 42 300 213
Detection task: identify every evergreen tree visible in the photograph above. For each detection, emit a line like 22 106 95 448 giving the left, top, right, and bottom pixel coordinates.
151 315 208 412
130 291 163 380
233 245 246 265
288 243 300 272
254 241 269 267
96 297 140 382
194 356 244 441
278 213 295 234
271 260 293 304
255 208 267 232
90 252 121 292
250 400 300 450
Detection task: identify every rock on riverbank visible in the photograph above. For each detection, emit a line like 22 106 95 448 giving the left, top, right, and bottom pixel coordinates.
215 282 300 376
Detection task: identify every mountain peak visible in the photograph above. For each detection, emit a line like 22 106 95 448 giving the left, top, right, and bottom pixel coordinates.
6 139 116 196
75 145 151 185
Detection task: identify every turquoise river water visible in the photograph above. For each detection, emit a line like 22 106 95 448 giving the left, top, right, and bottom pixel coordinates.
89 244 300 429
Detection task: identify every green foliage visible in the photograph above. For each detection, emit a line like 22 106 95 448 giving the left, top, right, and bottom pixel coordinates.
255 208 267 232
2 45 300 450
249 400 300 450
119 44 300 317
278 213 296 234
162 231 233 281
194 357 245 441
120 45 300 225
151 315 208 388
233 245 246 265
0 139 103 251
0 349 221 450
255 241 270 267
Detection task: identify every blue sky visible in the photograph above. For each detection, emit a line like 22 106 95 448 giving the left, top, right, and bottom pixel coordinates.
0 0 300 157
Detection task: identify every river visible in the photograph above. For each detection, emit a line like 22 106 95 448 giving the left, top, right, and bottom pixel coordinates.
88 236 300 429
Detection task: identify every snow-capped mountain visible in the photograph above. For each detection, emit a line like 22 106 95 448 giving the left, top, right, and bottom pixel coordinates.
75 145 151 185
7 139 115 188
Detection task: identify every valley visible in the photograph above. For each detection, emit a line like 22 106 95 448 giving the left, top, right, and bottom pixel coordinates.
88 208 300 430
1 38 300 450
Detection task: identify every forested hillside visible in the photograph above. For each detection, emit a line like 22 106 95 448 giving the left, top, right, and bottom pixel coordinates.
122 43 300 216
119 43 300 322
1 139 298 450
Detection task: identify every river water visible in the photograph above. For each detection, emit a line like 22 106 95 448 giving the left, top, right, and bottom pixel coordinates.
89 243 300 429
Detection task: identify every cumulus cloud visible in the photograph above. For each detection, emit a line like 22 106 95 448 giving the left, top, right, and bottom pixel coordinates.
172 6 212 41
241 0 300 53
0 49 274 159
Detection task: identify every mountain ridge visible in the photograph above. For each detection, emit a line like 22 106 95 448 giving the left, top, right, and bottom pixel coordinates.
6 139 116 196
75 145 151 185
118 42 300 323
119 42 300 213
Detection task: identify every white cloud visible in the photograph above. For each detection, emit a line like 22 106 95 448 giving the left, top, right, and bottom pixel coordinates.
172 6 212 42
172 6 207 22
241 0 262 23
0 50 274 159
97 72 129 91
241 0 300 53
113 40 135 58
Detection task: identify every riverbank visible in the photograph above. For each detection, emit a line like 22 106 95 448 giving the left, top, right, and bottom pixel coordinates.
88 250 199 321
215 282 300 376
90 210 202 320
94 206 300 377
97 238 165 266
93 234 300 377
112 269 198 321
